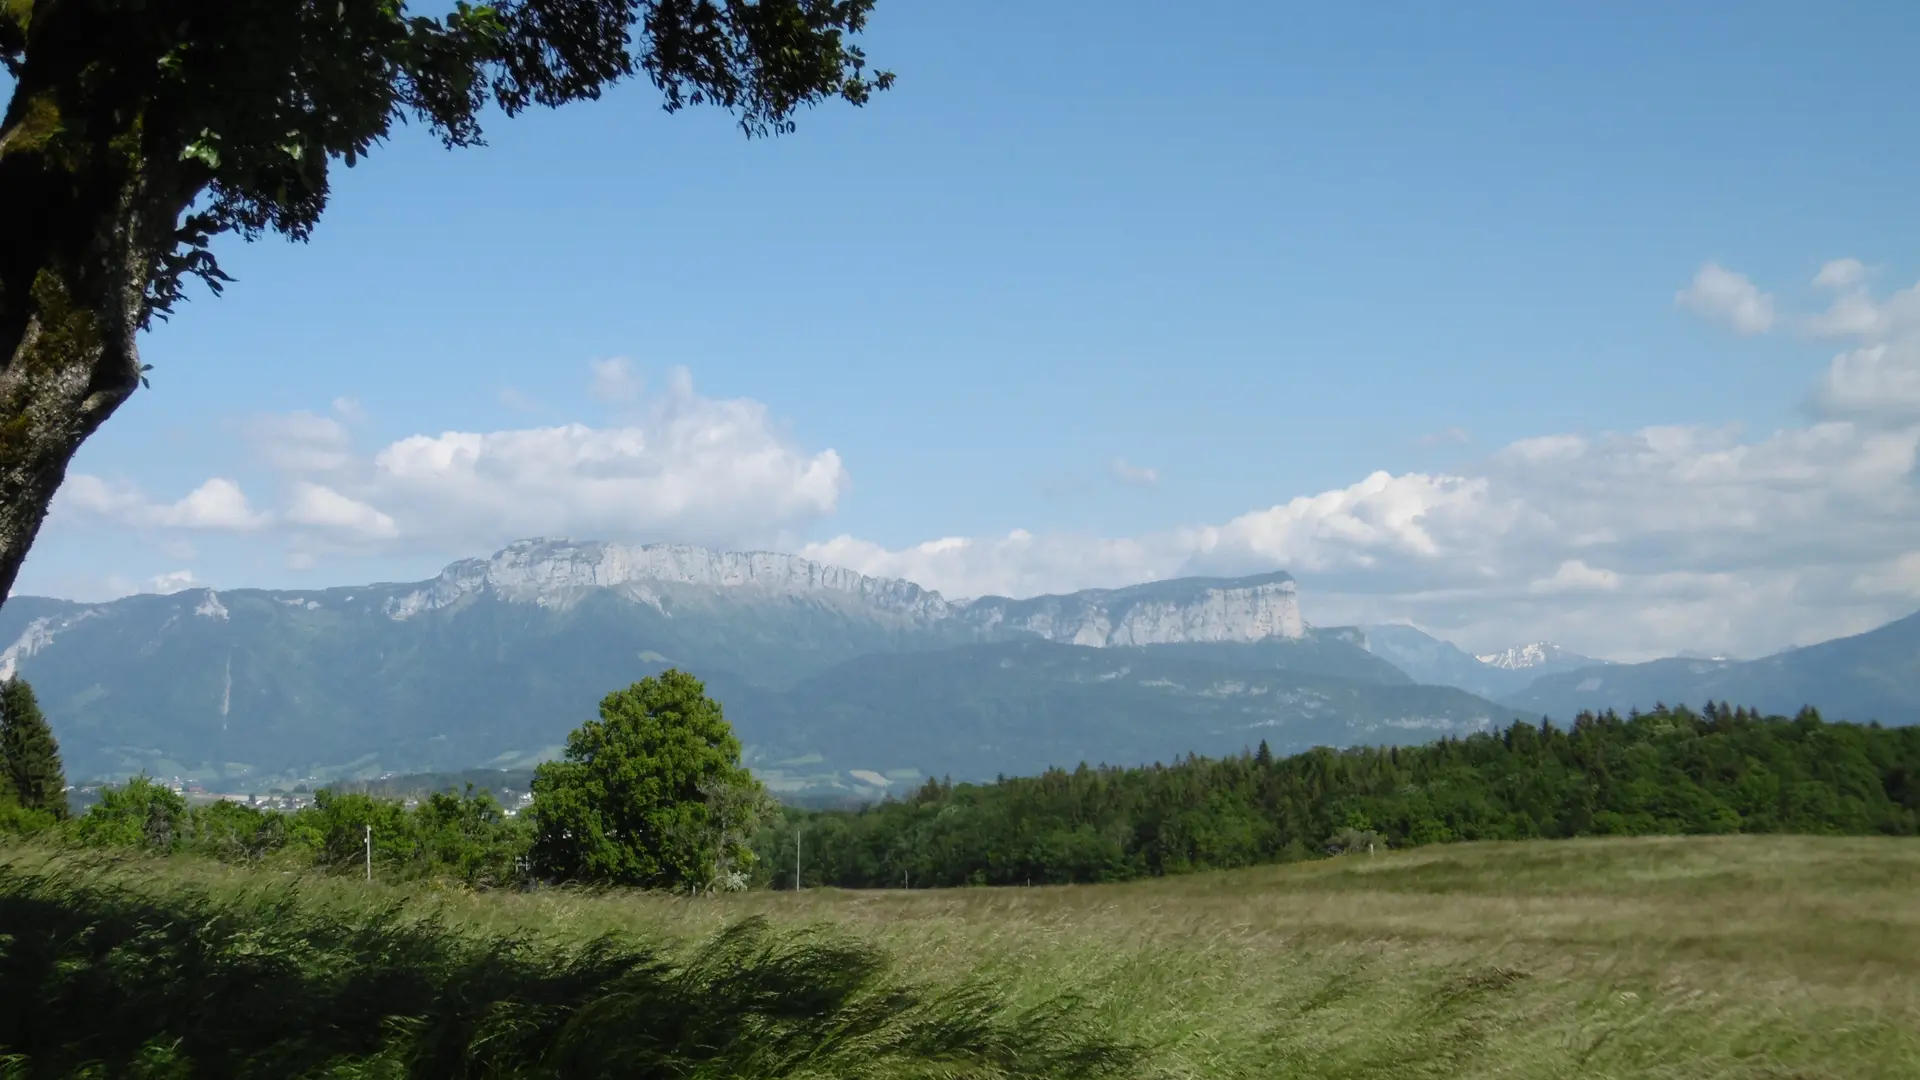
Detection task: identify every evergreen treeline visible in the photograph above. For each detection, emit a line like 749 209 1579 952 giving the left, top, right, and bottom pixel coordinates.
0 677 67 830
12 691 1920 892
757 704 1920 888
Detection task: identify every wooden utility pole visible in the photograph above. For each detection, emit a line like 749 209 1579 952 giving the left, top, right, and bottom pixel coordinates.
364 824 372 881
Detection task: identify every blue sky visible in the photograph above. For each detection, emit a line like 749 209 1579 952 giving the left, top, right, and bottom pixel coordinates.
20 1 1920 660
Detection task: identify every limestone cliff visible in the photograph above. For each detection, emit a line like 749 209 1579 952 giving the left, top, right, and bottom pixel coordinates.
383 538 1307 646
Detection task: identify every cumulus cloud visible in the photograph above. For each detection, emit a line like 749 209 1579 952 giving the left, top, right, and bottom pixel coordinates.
1801 261 1920 422
589 357 641 403
1529 560 1621 594
810 412 1920 661
1851 552 1920 599
253 366 846 555
1416 427 1473 448
245 411 353 473
57 476 269 532
1677 262 1776 335
41 270 1920 662
1813 258 1866 292
802 530 1164 601
1109 458 1160 489
498 387 543 413
287 483 399 540
149 570 199 594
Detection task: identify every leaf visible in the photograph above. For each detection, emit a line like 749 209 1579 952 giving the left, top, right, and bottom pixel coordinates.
180 129 222 169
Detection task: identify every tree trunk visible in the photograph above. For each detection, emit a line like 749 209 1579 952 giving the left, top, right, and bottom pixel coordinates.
0 87 167 606
0 270 147 605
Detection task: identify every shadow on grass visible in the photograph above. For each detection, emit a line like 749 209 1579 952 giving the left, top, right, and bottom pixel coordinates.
0 859 1142 1079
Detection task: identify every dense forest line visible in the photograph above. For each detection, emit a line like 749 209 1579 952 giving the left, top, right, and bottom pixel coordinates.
10 682 1920 890
752 703 1920 888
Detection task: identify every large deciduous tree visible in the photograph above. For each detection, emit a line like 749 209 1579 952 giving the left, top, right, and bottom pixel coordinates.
0 0 890 603
529 668 769 887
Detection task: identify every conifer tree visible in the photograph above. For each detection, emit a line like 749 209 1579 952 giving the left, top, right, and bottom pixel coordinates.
0 677 68 819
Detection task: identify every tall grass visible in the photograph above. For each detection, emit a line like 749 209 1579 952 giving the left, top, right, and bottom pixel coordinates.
0 851 1140 1079
7 836 1919 1078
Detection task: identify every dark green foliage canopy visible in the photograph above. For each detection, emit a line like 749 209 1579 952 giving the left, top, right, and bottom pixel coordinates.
530 668 766 887
0 676 65 818
0 2 891 608
68 776 528 886
768 703 1920 888
1 0 894 319
68 775 188 850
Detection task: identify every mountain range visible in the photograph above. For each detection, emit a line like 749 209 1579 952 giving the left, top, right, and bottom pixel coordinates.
2 538 1914 796
1356 625 1608 700
1503 613 1920 725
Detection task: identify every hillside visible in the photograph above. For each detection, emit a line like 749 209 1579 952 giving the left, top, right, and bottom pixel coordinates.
12 536 1918 792
1360 623 1610 699
1506 609 1920 724
2 539 1512 787
740 638 1523 792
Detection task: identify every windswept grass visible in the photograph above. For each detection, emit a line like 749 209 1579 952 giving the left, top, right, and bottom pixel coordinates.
0 850 1140 1079
4 835 1917 1078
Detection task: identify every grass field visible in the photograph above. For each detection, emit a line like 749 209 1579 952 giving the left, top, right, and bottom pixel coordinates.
5 835 1917 1078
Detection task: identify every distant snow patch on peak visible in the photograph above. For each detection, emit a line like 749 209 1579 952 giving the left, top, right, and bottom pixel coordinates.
1474 643 1560 670
1474 641 1611 671
195 590 229 621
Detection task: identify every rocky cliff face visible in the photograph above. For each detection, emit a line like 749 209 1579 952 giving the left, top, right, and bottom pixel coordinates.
379 538 1308 646
956 572 1306 646
381 539 954 621
0 539 1321 784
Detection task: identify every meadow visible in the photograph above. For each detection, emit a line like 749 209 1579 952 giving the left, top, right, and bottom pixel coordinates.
4 834 1915 1078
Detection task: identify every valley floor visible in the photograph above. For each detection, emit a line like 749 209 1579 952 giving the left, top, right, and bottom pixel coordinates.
8 835 1918 1079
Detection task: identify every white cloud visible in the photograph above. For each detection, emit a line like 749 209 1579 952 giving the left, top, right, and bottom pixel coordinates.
244 411 353 472
1529 560 1621 595
810 413 1920 661
589 357 641 403
1799 263 1920 422
149 570 199 594
58 476 269 532
165 479 270 530
287 483 399 540
1677 262 1776 335
248 366 845 556
802 529 1161 601
1851 553 1920 599
1813 258 1866 291
1416 427 1473 448
1109 458 1160 489
498 387 543 413
37 280 1920 663
332 397 366 424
